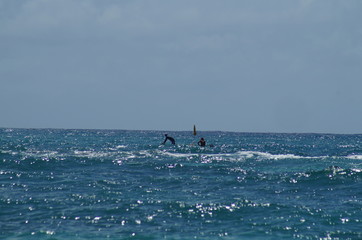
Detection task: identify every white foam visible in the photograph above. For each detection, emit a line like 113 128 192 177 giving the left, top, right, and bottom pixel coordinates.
22 150 60 159
116 145 127 149
346 155 362 160
109 145 127 150
236 151 308 160
73 150 112 158
160 151 198 158
158 150 321 162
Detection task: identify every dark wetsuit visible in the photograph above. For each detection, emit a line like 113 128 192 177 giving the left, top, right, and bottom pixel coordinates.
163 134 175 145
198 138 206 147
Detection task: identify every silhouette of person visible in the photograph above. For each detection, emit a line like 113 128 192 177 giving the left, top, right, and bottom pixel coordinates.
198 137 206 147
163 134 175 145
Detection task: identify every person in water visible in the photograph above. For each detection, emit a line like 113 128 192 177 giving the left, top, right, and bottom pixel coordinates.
198 137 206 147
163 134 176 145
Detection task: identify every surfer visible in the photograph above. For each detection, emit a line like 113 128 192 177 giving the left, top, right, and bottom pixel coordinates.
162 134 176 145
198 137 206 147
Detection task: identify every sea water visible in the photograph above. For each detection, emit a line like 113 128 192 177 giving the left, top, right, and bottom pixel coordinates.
1 128 361 240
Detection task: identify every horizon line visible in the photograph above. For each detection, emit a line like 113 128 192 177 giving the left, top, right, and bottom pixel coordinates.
1 126 361 135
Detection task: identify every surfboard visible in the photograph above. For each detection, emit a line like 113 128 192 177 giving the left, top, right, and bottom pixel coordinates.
193 125 197 136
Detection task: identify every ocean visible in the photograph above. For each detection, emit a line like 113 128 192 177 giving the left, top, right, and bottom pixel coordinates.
1 128 361 240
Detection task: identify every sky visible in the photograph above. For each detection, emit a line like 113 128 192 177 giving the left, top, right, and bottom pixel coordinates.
1 0 362 134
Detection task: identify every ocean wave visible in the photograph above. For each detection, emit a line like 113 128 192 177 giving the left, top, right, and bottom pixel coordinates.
235 151 317 160
289 166 362 185
158 150 320 162
108 145 127 150
2 147 359 167
346 154 362 160
73 150 113 159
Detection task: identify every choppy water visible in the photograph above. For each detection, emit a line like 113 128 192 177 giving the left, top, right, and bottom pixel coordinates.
1 128 362 239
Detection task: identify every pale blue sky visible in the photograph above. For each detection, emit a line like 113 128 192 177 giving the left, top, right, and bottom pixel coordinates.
1 0 362 133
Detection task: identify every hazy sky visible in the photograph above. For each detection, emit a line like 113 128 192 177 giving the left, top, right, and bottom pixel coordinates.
1 0 362 133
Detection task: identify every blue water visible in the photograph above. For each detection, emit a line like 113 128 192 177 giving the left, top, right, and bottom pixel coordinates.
1 128 362 239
